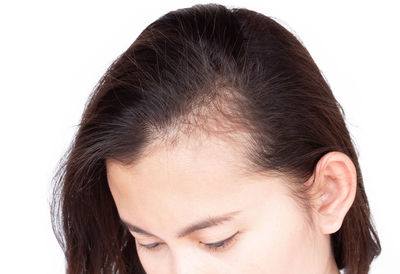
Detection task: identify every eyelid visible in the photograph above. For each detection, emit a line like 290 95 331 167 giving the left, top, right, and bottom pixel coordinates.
136 239 164 252
138 242 161 249
136 231 240 252
201 231 239 251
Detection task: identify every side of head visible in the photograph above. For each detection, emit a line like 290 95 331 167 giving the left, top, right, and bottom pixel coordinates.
50 3 381 274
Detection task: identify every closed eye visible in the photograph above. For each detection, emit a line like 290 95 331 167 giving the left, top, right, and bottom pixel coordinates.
201 231 240 252
137 241 163 251
137 231 240 253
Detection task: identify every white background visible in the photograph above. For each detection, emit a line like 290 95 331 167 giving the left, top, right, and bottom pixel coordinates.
1 0 398 273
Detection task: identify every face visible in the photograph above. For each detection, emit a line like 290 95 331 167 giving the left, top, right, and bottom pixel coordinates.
106 135 337 274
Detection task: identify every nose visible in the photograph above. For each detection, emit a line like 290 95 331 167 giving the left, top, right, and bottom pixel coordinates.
171 248 210 274
173 257 202 274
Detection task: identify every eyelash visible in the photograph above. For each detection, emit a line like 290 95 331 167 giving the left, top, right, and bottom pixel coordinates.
137 231 240 253
202 231 239 252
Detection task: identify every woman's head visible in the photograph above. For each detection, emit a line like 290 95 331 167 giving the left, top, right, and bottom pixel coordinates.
51 3 381 274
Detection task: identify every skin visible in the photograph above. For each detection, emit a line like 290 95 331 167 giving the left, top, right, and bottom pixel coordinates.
106 134 344 274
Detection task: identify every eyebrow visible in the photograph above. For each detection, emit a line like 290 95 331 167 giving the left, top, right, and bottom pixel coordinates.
120 210 242 239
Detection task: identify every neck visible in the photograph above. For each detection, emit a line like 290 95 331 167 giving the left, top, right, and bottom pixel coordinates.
324 253 340 274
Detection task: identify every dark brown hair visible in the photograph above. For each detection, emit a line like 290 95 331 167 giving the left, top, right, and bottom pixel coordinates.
50 3 381 274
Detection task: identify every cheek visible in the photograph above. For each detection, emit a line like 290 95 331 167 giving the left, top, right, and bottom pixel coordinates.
136 242 170 274
230 199 315 273
132 195 316 274
134 216 314 274
136 241 228 274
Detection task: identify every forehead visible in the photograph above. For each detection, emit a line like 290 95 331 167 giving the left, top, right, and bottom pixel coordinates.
106 135 252 194
105 135 286 233
108 137 245 193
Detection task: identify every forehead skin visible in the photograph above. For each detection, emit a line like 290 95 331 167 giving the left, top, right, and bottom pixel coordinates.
105 135 321 273
106 135 285 238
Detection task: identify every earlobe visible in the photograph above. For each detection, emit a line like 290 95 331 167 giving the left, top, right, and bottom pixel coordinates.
311 151 357 235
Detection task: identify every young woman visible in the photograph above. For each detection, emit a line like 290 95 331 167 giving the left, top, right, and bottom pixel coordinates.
50 3 381 274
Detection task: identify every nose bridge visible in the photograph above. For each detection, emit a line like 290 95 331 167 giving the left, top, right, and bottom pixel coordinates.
171 246 207 274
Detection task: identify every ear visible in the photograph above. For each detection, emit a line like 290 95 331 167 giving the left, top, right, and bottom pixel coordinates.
310 151 357 235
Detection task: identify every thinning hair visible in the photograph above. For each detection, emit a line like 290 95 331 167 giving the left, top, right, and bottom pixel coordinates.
51 3 381 274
